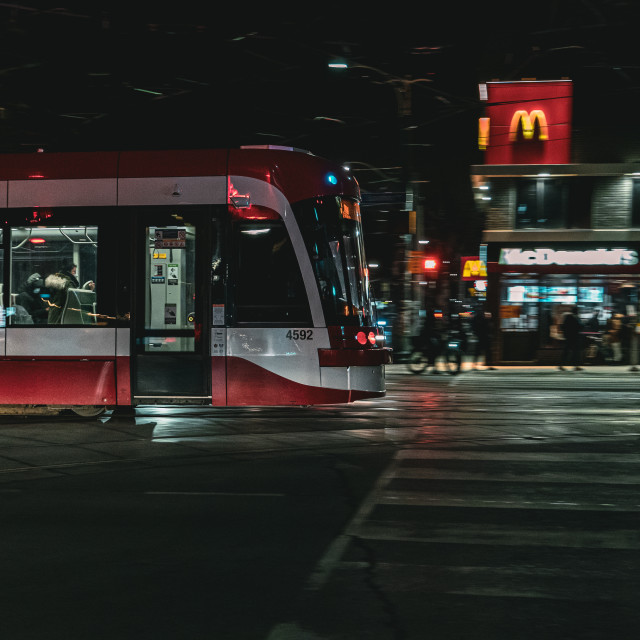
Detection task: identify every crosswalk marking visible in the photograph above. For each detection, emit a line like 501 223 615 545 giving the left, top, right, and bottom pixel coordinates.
395 450 640 462
353 523 640 549
308 445 640 599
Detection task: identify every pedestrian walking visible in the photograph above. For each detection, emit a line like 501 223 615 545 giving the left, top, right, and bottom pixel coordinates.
604 313 623 364
619 312 635 365
417 306 441 373
471 306 495 370
584 309 602 334
558 305 584 371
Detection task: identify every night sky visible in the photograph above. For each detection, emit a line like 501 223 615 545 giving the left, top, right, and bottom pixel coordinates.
1 2 639 242
1 4 638 152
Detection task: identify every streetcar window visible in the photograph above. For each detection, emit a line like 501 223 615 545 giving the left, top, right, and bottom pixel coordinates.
10 226 98 326
144 224 196 350
234 220 311 324
293 197 373 326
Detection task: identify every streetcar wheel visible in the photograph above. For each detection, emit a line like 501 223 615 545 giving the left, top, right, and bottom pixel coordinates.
71 405 106 418
445 349 462 375
407 351 429 374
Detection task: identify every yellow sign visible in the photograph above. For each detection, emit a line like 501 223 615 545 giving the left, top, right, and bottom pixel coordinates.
478 117 490 149
509 109 549 142
461 258 487 280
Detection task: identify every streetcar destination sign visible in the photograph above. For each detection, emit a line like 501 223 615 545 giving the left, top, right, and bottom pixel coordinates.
499 248 639 266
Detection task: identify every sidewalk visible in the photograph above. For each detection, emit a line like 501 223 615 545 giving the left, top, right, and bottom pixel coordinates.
387 362 640 375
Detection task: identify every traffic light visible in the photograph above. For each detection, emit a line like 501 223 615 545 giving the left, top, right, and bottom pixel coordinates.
423 256 439 277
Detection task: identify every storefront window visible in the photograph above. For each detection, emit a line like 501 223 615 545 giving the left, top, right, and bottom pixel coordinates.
499 274 639 350
500 276 541 332
515 179 568 229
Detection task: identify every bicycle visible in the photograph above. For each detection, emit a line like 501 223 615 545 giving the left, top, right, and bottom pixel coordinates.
406 332 465 375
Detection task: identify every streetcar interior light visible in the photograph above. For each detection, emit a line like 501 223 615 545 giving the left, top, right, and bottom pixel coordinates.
29 238 45 244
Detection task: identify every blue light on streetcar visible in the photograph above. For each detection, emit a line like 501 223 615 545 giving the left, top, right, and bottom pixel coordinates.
326 173 338 185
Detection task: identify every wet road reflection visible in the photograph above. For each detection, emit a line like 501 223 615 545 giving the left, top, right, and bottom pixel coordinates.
0 366 638 479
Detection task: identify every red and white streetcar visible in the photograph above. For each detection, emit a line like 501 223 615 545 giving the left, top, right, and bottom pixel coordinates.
0 146 391 415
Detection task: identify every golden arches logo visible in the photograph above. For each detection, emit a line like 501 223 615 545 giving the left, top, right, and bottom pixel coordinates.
509 110 549 142
462 259 487 279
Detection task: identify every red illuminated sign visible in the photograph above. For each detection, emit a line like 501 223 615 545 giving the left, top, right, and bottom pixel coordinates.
479 80 572 164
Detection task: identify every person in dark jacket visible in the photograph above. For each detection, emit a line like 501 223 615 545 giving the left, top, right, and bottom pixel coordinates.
45 261 80 324
559 305 584 371
16 272 48 324
584 309 602 334
471 307 496 370
418 307 441 373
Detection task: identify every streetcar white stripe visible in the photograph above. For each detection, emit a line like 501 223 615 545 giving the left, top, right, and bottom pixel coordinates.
9 178 117 207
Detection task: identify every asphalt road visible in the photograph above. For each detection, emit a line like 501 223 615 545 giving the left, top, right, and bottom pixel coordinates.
1 365 639 639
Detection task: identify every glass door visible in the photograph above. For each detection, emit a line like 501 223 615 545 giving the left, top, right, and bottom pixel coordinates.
133 209 210 401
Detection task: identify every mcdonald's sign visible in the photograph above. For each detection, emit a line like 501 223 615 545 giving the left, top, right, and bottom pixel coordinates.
478 80 572 165
461 256 487 281
509 110 549 142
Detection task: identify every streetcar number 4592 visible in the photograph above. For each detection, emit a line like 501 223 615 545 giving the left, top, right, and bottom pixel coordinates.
286 330 313 340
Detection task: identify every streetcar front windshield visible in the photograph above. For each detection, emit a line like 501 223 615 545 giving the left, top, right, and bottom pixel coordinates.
293 196 373 326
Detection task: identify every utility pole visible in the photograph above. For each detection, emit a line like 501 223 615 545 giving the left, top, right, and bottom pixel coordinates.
328 60 433 359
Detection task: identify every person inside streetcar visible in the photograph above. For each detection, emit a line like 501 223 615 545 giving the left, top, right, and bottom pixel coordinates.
45 261 80 324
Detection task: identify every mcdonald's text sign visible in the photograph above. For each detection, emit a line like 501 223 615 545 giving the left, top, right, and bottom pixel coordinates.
480 80 572 165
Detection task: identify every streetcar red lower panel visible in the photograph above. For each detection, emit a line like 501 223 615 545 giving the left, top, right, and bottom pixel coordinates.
0 356 383 408
0 360 116 405
226 357 352 406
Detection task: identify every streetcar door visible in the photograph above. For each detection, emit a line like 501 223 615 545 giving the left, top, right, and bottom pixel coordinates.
133 211 211 402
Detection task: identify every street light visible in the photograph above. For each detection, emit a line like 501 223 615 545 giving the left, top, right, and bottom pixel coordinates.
327 59 433 118
328 58 434 359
